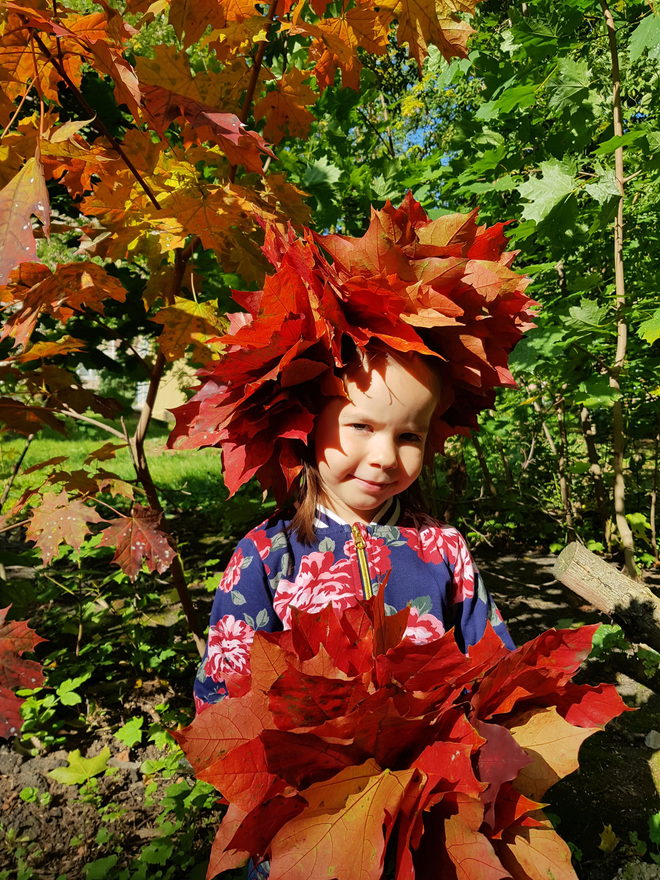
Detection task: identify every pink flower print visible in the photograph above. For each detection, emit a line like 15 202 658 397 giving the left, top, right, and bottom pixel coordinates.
274 551 359 628
204 614 255 680
218 548 245 592
445 529 476 603
404 607 445 644
400 526 447 565
343 534 391 577
250 529 272 563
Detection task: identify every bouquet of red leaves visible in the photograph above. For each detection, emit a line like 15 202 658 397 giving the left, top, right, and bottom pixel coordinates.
175 593 627 880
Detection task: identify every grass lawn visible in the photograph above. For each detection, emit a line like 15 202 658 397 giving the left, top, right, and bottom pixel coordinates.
0 418 224 513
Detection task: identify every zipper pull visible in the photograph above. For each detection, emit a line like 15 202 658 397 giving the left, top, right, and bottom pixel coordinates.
351 523 366 549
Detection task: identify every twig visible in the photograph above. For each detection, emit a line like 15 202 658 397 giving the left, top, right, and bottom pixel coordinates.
59 407 127 440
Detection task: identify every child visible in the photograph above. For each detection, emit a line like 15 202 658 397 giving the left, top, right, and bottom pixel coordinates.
173 193 536 713
194 343 514 710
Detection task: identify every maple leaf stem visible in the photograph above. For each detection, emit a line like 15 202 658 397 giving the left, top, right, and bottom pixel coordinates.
27 26 162 211
0 78 39 140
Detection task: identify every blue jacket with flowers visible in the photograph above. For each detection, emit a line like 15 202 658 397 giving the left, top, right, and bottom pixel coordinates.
194 498 513 710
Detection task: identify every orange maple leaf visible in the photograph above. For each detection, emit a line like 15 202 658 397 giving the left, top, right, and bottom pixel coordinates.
0 155 50 285
0 262 127 349
508 707 598 801
25 491 104 564
254 69 317 144
497 818 579 880
269 760 417 880
380 0 481 66
0 607 46 739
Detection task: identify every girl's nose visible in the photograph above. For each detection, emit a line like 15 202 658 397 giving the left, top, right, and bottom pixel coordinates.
369 435 398 469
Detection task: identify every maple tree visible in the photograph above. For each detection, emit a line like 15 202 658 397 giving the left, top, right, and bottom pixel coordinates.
0 606 45 739
175 592 627 880
0 0 483 652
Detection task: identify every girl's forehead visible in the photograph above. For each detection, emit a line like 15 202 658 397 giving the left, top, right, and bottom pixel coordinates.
341 357 439 420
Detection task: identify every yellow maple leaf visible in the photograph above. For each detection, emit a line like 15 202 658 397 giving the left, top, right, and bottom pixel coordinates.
152 296 228 363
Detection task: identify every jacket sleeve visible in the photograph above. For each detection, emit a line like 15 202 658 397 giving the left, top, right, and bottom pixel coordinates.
193 534 279 712
449 531 515 653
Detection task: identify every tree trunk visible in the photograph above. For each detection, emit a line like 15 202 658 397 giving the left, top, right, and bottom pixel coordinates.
554 542 660 652
556 397 576 540
601 0 638 579
579 405 612 550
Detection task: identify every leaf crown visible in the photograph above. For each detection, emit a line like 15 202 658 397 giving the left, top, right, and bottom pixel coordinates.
169 193 536 500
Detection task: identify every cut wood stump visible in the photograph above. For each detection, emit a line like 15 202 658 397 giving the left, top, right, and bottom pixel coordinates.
553 542 660 653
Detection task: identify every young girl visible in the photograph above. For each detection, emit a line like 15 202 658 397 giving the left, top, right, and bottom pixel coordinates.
177 194 536 713
193 343 514 710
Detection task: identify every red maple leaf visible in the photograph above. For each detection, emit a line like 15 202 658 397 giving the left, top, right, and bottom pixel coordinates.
0 607 46 739
99 504 176 580
174 590 627 879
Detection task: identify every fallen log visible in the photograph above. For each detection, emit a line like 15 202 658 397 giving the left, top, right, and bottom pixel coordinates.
553 542 660 654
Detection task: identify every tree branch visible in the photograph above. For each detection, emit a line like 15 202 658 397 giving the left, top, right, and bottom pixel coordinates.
27 27 161 210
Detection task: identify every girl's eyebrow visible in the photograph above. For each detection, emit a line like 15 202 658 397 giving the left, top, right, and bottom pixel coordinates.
343 410 429 432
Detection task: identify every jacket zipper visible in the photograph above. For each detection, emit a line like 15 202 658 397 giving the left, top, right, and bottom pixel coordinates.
351 523 373 599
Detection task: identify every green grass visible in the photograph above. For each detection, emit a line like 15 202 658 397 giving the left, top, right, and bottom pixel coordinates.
0 420 224 513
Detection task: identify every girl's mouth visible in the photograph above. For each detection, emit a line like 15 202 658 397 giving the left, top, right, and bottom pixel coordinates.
352 476 393 491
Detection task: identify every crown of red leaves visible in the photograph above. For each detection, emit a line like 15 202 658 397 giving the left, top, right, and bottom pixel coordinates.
169 193 536 500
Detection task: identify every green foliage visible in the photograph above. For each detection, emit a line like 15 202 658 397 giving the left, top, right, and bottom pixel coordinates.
49 748 111 785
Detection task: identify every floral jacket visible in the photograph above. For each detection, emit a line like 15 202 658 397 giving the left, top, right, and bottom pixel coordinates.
194 498 513 711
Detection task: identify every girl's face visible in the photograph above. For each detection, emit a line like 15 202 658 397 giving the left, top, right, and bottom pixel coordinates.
314 355 439 524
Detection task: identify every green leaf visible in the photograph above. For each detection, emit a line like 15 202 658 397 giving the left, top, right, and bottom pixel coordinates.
567 298 608 329
547 58 593 113
255 608 269 628
628 13 660 62
302 156 342 187
517 160 576 224
115 716 144 748
638 308 660 345
475 84 536 120
85 856 118 879
49 747 111 786
574 375 620 408
140 838 175 865
593 130 647 156
55 672 91 706
585 171 619 205
230 590 246 605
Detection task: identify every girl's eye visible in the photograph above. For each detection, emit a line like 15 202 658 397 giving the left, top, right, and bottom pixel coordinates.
350 423 371 431
400 433 423 443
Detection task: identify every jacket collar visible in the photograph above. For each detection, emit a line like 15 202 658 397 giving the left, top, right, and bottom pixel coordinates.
314 497 401 529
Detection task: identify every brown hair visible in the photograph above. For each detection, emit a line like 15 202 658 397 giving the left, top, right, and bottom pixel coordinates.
288 343 442 543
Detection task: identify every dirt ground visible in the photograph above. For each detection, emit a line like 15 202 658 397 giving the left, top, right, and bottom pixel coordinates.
1 551 658 880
